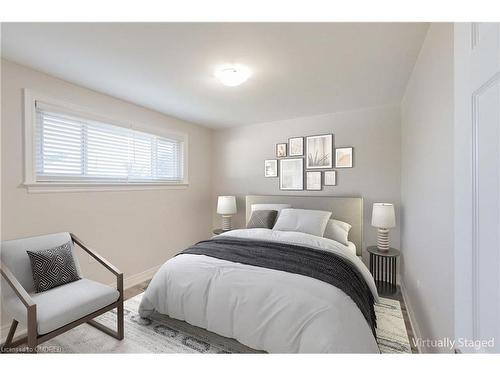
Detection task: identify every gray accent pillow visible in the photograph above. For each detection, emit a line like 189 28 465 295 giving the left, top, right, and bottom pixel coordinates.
247 210 278 229
27 241 81 293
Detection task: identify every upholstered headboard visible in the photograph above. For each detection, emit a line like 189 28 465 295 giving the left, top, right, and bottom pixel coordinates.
245 195 363 255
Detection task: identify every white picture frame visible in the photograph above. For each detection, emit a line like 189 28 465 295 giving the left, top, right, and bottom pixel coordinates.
288 137 304 156
279 158 304 190
335 147 353 168
306 171 322 191
306 134 333 169
264 159 278 177
324 170 337 186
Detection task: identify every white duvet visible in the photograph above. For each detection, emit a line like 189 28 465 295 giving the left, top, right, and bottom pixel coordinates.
139 228 379 353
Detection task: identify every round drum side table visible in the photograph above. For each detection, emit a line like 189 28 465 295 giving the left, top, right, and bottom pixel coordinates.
366 246 400 295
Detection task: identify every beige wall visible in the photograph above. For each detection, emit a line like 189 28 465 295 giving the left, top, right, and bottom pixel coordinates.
0 60 214 330
400 24 454 352
212 105 402 257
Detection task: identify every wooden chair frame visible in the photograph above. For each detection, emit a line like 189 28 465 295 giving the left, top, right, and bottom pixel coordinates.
0 233 124 353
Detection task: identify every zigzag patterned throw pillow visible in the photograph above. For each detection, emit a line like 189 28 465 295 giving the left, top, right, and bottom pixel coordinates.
246 210 278 229
27 241 81 293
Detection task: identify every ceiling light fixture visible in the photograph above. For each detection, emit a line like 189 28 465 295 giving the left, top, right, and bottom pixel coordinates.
215 64 251 87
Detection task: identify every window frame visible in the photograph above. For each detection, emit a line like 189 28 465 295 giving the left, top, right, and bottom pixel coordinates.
23 89 189 193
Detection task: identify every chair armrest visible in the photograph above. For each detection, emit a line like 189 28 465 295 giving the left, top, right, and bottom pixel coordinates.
70 233 122 277
0 262 36 308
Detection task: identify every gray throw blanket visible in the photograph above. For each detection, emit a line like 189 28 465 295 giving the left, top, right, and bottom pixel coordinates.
180 237 377 337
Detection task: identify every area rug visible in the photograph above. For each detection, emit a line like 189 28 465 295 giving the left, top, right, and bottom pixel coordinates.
39 293 411 354
375 298 412 353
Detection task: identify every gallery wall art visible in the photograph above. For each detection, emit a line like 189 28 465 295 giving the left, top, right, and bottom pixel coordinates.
306 171 322 191
276 143 287 158
279 158 304 190
264 159 278 177
306 134 333 169
335 147 353 168
324 170 337 186
288 137 304 156
264 133 353 191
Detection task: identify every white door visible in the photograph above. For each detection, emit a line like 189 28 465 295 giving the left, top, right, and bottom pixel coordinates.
455 23 500 353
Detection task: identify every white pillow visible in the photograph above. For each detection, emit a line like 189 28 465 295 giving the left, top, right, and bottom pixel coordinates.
272 208 332 237
324 219 352 246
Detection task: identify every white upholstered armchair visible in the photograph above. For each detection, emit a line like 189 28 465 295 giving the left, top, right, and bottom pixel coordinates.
0 232 123 353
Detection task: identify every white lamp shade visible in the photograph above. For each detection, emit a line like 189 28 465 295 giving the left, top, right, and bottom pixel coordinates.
217 196 237 215
371 203 396 228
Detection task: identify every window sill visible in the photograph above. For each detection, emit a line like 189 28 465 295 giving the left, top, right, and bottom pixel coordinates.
22 181 189 193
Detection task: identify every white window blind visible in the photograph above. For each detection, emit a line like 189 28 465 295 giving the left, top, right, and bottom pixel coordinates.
34 102 184 183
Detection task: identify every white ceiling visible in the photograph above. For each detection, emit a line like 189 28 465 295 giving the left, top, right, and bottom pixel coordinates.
1 23 428 128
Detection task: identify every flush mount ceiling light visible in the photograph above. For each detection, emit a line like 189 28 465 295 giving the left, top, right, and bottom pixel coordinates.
214 64 251 87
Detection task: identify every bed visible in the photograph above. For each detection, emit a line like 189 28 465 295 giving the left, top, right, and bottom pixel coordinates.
139 195 379 353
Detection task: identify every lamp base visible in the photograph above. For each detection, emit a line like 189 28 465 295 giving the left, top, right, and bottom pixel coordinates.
377 228 390 251
221 215 232 231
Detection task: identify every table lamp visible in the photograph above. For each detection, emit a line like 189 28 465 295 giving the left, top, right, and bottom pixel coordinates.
371 203 396 251
217 196 237 231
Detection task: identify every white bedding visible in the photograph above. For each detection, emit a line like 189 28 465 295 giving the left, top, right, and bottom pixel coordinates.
346 241 357 255
139 228 379 353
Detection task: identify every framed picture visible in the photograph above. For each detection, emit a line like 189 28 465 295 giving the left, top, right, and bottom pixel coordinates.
306 171 322 191
324 170 337 186
335 147 353 168
288 137 304 156
279 158 303 190
276 143 287 158
264 159 278 177
306 134 333 169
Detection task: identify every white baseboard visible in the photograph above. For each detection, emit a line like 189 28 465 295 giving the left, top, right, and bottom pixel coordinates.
400 279 423 353
1 263 162 342
121 264 161 290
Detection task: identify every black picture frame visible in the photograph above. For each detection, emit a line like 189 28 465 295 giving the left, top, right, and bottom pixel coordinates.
306 134 333 169
324 170 337 186
279 158 304 191
276 143 287 158
306 171 322 191
335 147 353 168
264 159 278 177
288 137 304 156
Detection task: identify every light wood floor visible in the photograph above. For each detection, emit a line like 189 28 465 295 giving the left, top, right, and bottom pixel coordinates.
124 280 418 354
124 280 150 300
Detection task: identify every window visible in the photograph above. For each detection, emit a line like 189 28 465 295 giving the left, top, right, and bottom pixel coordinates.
24 91 188 191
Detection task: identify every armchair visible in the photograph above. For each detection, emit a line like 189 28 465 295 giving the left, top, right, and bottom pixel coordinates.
0 232 124 353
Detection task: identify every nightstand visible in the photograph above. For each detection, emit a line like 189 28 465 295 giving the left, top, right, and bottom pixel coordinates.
366 246 400 295
213 228 231 235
